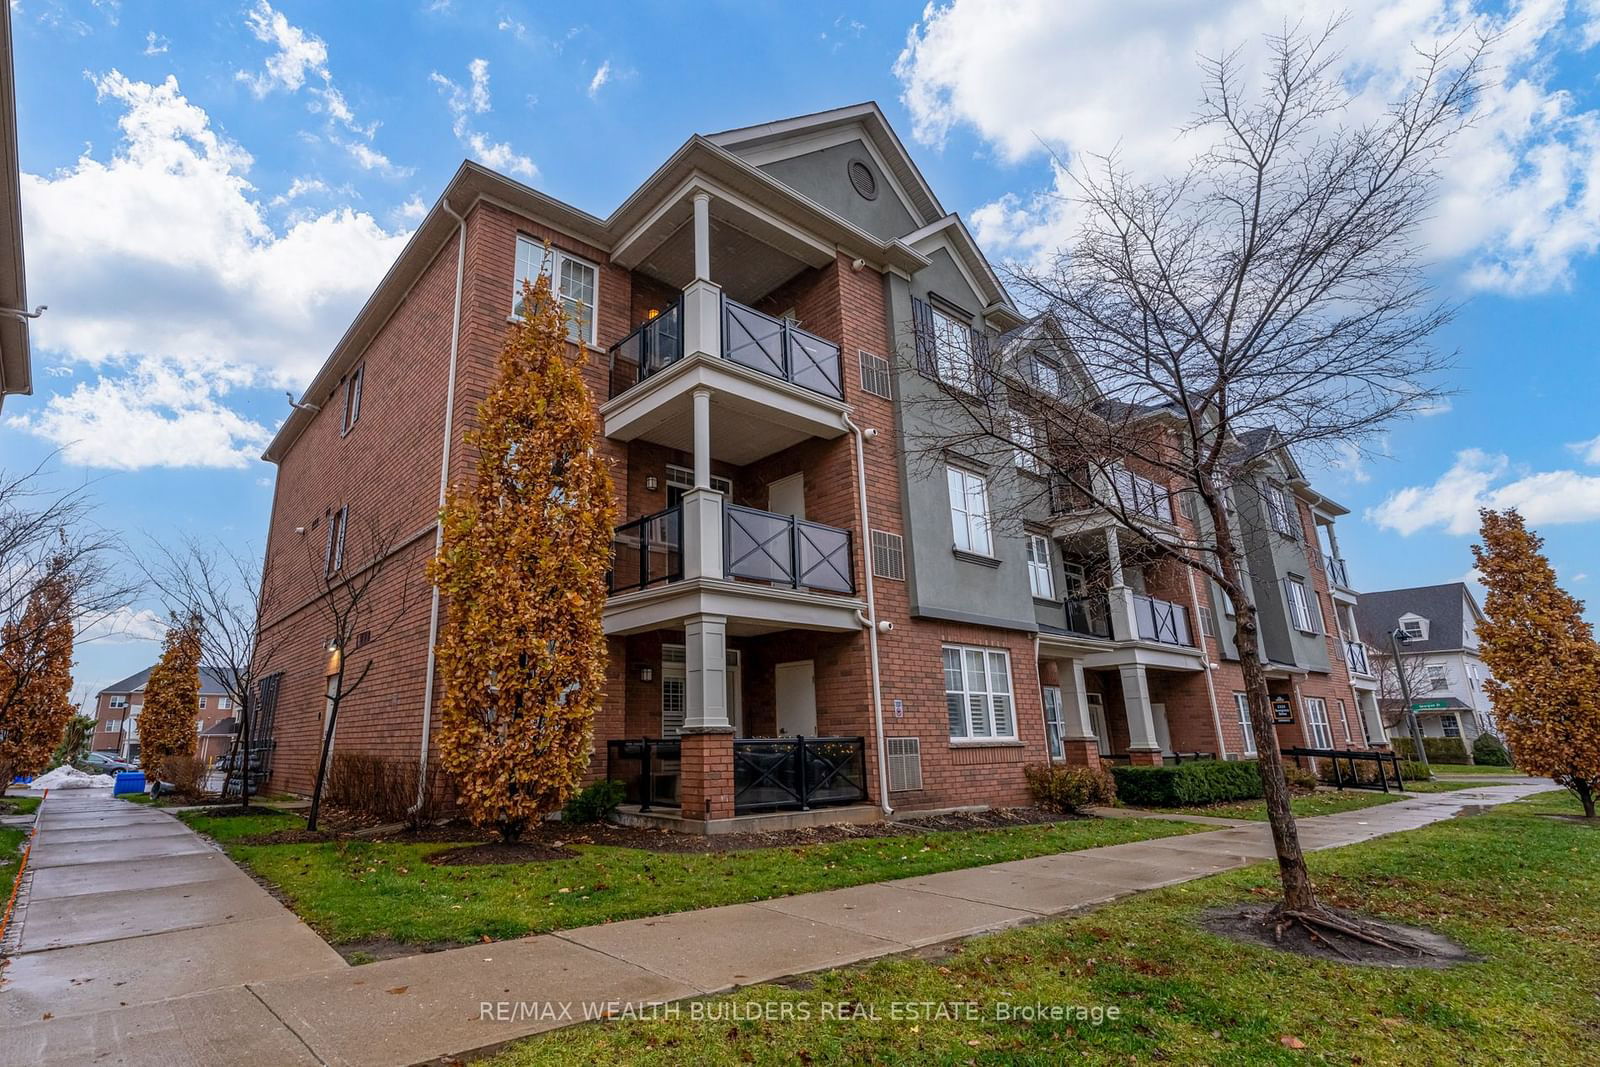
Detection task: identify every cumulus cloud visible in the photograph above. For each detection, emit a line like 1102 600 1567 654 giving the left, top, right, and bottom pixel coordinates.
1567 433 1600 464
432 59 538 179
76 604 169 644
588 61 611 98
143 30 168 56
896 0 1600 295
1367 448 1600 534
20 71 407 410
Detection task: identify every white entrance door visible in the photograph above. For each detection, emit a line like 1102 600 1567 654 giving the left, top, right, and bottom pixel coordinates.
1086 692 1110 755
775 660 817 736
1150 701 1173 754
767 473 806 519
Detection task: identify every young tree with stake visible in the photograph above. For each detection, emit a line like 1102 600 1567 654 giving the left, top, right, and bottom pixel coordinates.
137 613 202 781
907 23 1485 940
430 267 614 844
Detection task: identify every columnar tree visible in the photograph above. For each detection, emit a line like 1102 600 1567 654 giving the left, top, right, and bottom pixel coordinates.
1472 509 1600 817
138 613 202 780
431 270 614 843
0 572 76 789
53 713 96 767
907 23 1484 937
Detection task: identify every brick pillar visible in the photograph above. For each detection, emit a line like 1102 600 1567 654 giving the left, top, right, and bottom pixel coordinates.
1060 738 1102 769
1127 750 1164 766
678 728 735 824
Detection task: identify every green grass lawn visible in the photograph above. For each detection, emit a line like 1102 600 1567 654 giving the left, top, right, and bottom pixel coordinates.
1402 779 1491 793
490 792 1598 1066
1146 790 1404 821
0 825 26 885
180 811 1203 947
0 795 42 816
1428 763 1522 775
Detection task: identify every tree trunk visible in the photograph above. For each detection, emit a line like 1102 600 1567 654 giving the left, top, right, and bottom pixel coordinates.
306 688 340 832
1574 776 1596 819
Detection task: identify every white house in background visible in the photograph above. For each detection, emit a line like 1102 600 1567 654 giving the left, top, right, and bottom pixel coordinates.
1356 582 1496 748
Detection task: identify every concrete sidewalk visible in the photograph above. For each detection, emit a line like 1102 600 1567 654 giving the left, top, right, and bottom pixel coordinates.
0 779 1554 1067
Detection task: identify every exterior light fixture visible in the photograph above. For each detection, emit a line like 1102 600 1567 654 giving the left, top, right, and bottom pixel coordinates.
639 666 654 682
645 476 658 491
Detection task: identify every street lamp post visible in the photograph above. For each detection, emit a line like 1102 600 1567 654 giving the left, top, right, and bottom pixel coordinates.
1389 628 1429 771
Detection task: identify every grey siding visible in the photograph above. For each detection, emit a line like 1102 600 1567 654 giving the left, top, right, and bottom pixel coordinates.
758 139 921 241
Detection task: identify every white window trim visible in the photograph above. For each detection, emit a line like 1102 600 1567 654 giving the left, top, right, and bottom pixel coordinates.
944 645 1017 742
1234 692 1257 756
341 363 364 436
1012 413 1041 474
1041 685 1065 760
1304 697 1334 749
513 236 599 345
665 464 732 496
1265 482 1297 537
1026 533 1054 599
1285 578 1318 634
930 305 974 390
945 466 993 556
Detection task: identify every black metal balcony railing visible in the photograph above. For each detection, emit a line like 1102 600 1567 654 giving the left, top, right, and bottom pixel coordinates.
732 736 867 813
1063 594 1113 639
606 738 682 811
725 505 854 594
1344 639 1372 676
608 506 682 594
1323 554 1353 588
1133 593 1194 646
606 295 843 402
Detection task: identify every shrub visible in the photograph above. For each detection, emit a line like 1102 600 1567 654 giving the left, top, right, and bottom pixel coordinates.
562 779 626 824
1023 764 1118 813
1472 733 1512 766
1111 759 1263 807
1398 759 1432 782
326 752 440 827
159 754 208 801
1391 735 1470 763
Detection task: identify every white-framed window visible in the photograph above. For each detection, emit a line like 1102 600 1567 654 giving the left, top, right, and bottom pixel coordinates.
323 505 348 576
1400 616 1427 640
199 696 207 710
1042 685 1065 759
1466 662 1480 685
1426 664 1449 691
659 645 741 736
944 645 1016 741
1304 697 1334 748
108 695 127 709
1285 578 1318 633
1029 356 1063 396
218 696 231 710
930 305 973 389
1441 713 1461 738
1234 692 1257 756
514 235 598 345
664 464 732 499
946 466 992 556
1012 414 1041 474
341 363 363 435
1026 533 1054 599
1265 482 1297 536
1337 698 1352 742
1199 605 1216 638
104 718 121 733
1108 464 1171 522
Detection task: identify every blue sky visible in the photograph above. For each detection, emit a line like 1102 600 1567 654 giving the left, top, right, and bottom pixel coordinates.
5 0 1600 704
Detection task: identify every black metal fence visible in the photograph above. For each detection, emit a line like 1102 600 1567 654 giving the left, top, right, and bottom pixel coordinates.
1280 746 1404 792
732 736 867 813
722 300 843 400
608 506 682 594
725 505 853 593
1064 594 1112 638
608 301 683 398
606 738 683 811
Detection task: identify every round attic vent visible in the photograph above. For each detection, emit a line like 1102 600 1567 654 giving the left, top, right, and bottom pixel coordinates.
848 159 878 200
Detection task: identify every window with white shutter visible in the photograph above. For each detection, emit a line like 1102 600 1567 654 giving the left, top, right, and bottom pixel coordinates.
944 645 1016 741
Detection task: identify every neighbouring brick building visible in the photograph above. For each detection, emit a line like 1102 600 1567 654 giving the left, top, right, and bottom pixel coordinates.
256 103 1384 830
91 666 238 764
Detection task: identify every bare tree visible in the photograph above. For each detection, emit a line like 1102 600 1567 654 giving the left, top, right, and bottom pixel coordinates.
303 513 415 832
906 23 1486 943
143 536 283 808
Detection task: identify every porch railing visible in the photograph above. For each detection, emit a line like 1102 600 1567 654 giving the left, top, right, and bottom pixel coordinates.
1343 639 1372 676
606 737 683 812
608 506 683 594
725 505 854 593
1281 746 1403 793
732 736 867 813
606 296 843 402
1323 554 1352 589
1133 594 1194 646
1063 594 1112 639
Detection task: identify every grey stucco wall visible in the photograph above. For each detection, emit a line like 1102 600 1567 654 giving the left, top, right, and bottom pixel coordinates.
759 139 921 242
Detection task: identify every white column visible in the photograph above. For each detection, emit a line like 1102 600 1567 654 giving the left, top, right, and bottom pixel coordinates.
1105 526 1139 642
683 613 730 730
692 191 712 281
1119 664 1161 752
680 486 723 581
1057 658 1099 741
692 387 712 488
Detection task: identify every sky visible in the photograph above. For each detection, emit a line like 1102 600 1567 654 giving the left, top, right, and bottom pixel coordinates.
5 0 1600 706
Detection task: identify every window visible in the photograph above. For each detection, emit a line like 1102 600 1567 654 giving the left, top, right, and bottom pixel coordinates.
1108 464 1171 522
514 236 598 344
1441 713 1461 738
1466 663 1480 685
1042 686 1065 759
930 305 973 388
323 506 348 576
1029 356 1063 396
109 695 127 709
858 349 892 399
1199 605 1216 638
341 364 363 435
1026 533 1054 598
664 464 732 499
1234 693 1256 756
659 645 741 735
871 529 905 581
944 645 1016 741
1400 616 1427 640
199 697 207 710
1305 697 1334 748
946 466 992 556
218 696 231 710
1337 698 1352 742
1284 578 1318 633
1265 483 1297 536
1012 414 1041 474
1426 664 1449 691
104 718 121 733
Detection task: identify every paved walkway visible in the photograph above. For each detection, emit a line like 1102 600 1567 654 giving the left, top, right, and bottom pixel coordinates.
0 779 1555 1067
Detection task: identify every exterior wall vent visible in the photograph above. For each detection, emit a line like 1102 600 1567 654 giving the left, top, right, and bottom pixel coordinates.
848 158 878 200
858 349 892 399
871 529 905 581
886 736 922 791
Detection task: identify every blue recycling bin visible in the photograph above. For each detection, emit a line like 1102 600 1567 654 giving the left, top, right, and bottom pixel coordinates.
113 771 146 795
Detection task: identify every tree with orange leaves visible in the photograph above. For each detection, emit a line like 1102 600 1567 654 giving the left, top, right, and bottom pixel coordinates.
1473 509 1600 817
0 572 76 791
137 613 202 781
430 266 615 843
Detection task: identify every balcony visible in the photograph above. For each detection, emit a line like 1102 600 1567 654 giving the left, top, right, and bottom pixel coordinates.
1133 594 1194 647
607 735 868 815
1323 554 1353 590
724 505 853 594
1343 639 1373 677
1063 594 1113 639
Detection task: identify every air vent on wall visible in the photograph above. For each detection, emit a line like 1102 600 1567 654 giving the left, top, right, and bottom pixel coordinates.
859 349 892 399
887 736 922 791
848 159 878 200
871 529 905 581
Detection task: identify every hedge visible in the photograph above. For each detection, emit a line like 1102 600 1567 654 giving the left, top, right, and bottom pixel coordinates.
1111 759 1263 807
1391 736 1471 763
1471 733 1512 766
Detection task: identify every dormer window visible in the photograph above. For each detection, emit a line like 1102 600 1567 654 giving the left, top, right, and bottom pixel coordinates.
1399 615 1428 640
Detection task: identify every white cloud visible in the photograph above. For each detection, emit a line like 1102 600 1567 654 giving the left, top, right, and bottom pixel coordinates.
1567 433 1600 464
76 604 168 644
588 61 611 98
1367 447 1600 535
7 358 274 469
396 194 427 222
896 0 1600 295
143 30 168 56
21 71 408 395
432 59 538 179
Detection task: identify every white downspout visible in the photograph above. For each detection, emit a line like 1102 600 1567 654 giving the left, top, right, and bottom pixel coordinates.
413 199 468 813
844 413 892 818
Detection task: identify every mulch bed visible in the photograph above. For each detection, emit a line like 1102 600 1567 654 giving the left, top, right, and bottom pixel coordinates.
1201 904 1476 969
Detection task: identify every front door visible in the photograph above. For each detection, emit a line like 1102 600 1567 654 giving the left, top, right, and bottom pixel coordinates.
1150 701 1173 754
1086 692 1110 755
775 660 817 736
767 473 806 519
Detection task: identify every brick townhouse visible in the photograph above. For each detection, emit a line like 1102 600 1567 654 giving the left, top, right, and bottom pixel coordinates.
255 103 1384 831
91 666 238 764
